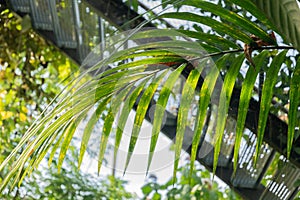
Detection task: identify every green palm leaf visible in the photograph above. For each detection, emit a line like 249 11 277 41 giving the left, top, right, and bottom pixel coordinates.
233 50 270 173
252 0 300 50
48 121 71 167
256 50 287 163
189 55 230 178
57 120 78 173
184 0 273 44
213 53 245 174
228 0 276 30
78 97 111 168
177 29 240 50
147 64 186 174
98 108 114 174
113 78 151 170
160 12 251 44
173 65 203 183
124 69 169 173
287 57 300 158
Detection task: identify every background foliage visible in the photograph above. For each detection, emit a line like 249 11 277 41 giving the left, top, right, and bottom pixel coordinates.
141 160 241 200
0 8 75 177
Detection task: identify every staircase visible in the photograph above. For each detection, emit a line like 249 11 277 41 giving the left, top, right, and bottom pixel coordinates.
9 0 105 64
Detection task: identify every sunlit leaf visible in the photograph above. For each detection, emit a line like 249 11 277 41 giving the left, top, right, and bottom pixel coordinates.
184 0 273 44
57 120 77 173
113 78 150 170
177 29 240 50
213 53 245 174
252 0 300 50
287 57 300 158
48 125 68 167
124 69 169 173
256 50 287 163
233 50 269 173
1 0 300 192
228 0 276 30
173 65 202 184
190 55 230 178
160 12 251 44
78 97 111 168
147 64 186 174
98 109 114 174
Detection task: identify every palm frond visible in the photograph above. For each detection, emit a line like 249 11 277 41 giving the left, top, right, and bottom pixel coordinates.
147 64 186 174
189 54 230 177
256 50 287 163
160 12 252 44
78 97 111 168
185 0 272 43
287 57 300 158
124 69 169 173
173 63 203 183
228 0 276 30
113 78 151 170
1 0 300 191
213 53 245 174
233 50 270 173
252 0 300 51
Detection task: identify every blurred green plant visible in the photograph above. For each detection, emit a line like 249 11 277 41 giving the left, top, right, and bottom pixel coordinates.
0 146 135 200
141 160 241 200
0 8 78 179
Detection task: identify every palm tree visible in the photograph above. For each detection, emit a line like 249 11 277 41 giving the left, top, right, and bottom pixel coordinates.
1 0 300 192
